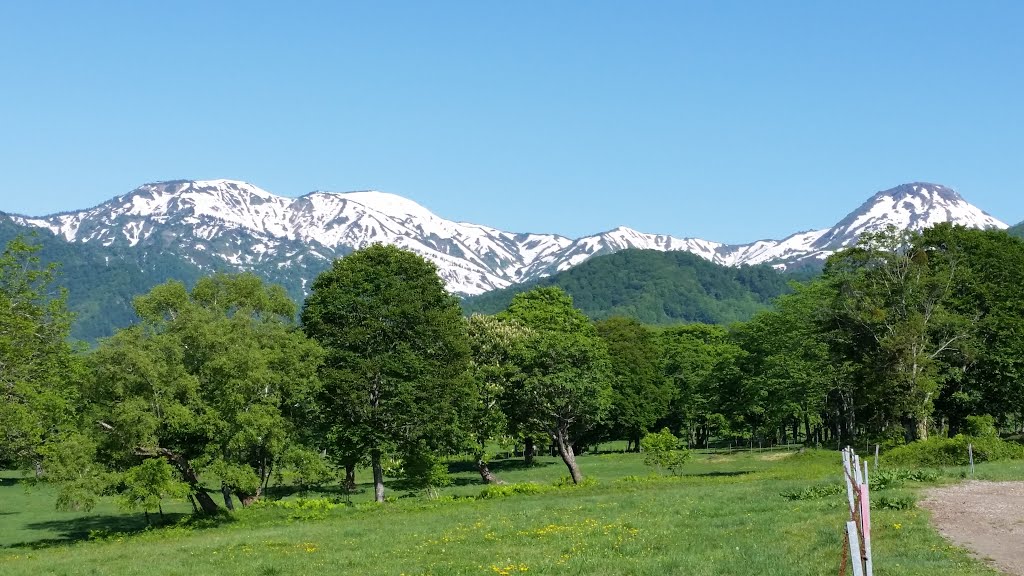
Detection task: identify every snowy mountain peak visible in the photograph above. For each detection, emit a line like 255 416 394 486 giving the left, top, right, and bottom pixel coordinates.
7 180 1011 296
814 183 1007 252
327 190 438 220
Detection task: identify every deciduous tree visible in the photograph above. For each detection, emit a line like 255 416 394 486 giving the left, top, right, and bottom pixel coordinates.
301 245 473 502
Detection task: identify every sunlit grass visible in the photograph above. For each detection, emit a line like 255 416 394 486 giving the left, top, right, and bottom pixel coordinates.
1 450 1014 575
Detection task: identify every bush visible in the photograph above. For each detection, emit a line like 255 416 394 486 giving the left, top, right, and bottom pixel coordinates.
884 434 1024 467
478 482 551 499
641 428 691 475
870 467 941 490
961 415 998 438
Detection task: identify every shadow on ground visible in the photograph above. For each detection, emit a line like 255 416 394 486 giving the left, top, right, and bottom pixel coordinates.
688 470 753 478
6 504 236 550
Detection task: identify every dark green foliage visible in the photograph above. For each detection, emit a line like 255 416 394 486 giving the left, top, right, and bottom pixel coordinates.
463 249 798 325
301 245 474 502
595 317 673 448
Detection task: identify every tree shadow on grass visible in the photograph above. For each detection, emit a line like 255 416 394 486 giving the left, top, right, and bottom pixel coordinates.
0 477 25 487
7 506 236 550
688 470 754 478
488 459 556 473
264 483 358 500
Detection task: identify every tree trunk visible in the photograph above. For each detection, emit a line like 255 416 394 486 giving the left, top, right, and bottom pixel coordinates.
193 489 219 515
156 449 219 515
553 429 583 484
477 459 504 484
371 449 385 503
221 484 235 511
916 415 929 441
344 462 356 491
524 437 535 466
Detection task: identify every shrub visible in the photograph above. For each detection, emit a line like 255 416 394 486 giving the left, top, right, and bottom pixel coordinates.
478 482 551 499
640 428 691 475
884 434 1024 467
870 467 941 490
961 415 998 438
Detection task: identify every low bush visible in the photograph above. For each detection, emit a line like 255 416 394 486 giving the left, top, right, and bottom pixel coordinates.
870 467 941 490
478 482 551 499
884 434 1024 467
640 428 691 475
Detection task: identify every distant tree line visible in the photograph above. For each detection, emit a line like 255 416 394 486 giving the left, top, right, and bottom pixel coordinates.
3 223 1024 516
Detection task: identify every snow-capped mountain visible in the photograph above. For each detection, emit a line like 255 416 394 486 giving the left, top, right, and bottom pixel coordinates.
8 180 1008 295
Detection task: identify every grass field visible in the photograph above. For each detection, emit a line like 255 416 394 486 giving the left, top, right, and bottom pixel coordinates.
2 448 1020 575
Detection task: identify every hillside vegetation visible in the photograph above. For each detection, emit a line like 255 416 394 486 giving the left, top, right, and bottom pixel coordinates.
0 216 205 341
1009 220 1024 238
463 249 801 324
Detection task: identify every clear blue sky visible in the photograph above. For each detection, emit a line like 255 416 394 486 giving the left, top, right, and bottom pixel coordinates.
1 1 1021 243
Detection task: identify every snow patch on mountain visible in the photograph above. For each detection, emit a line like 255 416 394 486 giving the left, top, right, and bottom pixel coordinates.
8 180 1009 295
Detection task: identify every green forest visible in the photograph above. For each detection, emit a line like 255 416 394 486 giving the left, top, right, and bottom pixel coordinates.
4 222 1024 518
462 249 809 324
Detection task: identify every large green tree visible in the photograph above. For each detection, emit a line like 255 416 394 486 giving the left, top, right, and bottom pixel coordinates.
500 287 611 484
732 283 850 446
301 245 474 502
0 237 78 472
80 273 323 513
595 316 672 451
820 227 969 441
917 224 1024 432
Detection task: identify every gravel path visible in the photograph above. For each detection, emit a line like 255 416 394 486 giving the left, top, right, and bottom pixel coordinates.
919 481 1024 575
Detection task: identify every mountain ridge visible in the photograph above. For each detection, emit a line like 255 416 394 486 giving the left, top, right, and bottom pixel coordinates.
8 180 1009 297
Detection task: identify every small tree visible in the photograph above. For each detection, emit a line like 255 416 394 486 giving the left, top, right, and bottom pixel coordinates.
641 428 691 476
119 458 190 524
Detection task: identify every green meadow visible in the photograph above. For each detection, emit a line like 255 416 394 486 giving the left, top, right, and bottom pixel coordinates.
3 448 1018 576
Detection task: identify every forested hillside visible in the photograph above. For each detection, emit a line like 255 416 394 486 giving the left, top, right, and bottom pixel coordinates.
0 215 206 341
1009 220 1024 237
462 249 801 324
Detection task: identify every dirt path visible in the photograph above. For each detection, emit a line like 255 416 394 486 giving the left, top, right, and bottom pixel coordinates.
919 481 1024 575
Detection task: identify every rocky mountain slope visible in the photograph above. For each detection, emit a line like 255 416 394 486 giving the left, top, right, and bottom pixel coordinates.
9 180 1008 296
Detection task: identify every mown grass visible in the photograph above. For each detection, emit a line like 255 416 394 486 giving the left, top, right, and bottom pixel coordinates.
1 449 1016 575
